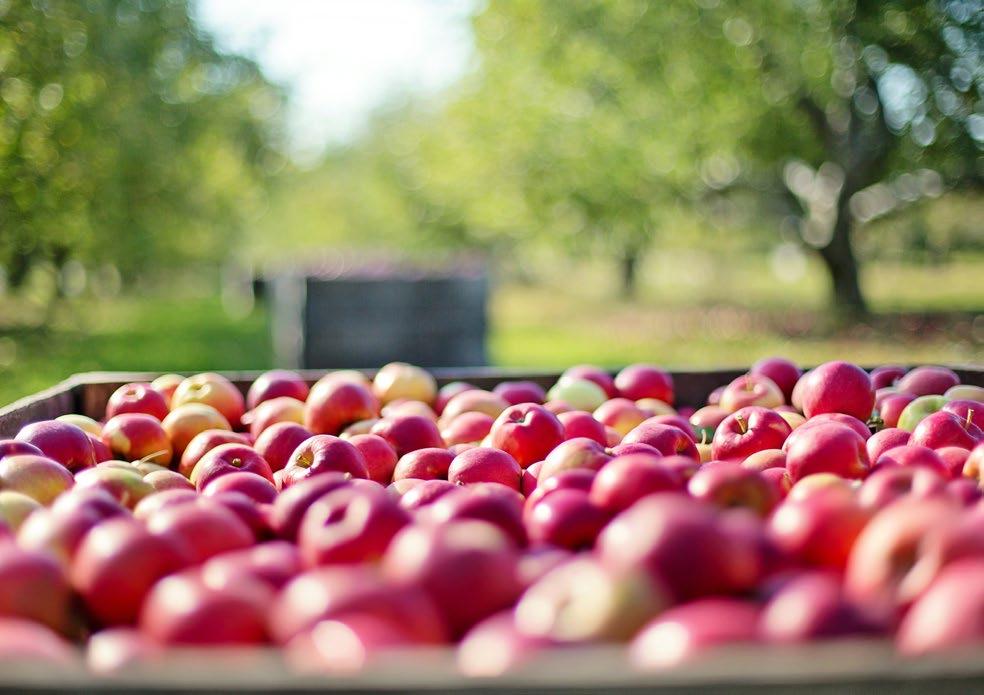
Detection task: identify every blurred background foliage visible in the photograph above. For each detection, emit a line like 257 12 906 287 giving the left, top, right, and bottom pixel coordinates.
0 0 981 403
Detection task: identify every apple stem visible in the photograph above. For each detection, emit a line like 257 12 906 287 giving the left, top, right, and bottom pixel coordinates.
140 450 168 463
735 414 748 435
967 409 975 429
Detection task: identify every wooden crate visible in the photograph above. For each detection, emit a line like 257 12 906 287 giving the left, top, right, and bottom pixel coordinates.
0 365 982 692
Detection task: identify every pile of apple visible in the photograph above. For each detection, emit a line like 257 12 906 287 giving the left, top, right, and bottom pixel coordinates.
0 359 982 676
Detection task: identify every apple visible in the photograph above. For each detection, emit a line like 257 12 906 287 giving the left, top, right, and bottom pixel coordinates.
787 473 855 502
894 510 984 603
458 611 553 677
285 615 414 674
718 374 784 413
0 440 43 460
74 466 153 509
201 541 303 592
0 618 76 665
760 571 882 642
86 628 160 674
750 357 802 402
799 361 875 421
0 454 74 504
561 365 618 399
162 404 231 457
281 435 369 487
943 399 984 431
631 597 761 669
938 447 970 478
897 365 960 397
768 486 871 571
72 517 189 625
202 471 277 503
783 423 869 481
537 437 612 482
945 384 984 402
878 393 916 428
0 491 40 531
870 365 907 390
190 442 274 490
178 429 250 478
100 413 172 466
524 468 595 518
687 462 778 517
146 497 255 564
448 447 522 490
392 447 454 482
86 433 112 464
615 364 674 404
589 453 680 513
252 422 312 476
440 390 511 425
17 489 126 567
171 372 246 428
711 406 791 463
912 410 982 451
140 568 270 645
339 419 379 438
488 403 565 468
55 414 102 436
636 398 677 416
270 473 355 541
345 433 397 485
689 405 730 442
801 413 871 440
593 398 651 437
897 395 949 433
304 376 379 437
246 369 309 410
0 545 71 633
554 410 605 446
517 557 666 644
874 444 950 478
963 443 984 481
299 486 411 566
525 488 609 550
369 414 444 457
369 362 435 406
897 558 984 655
424 484 526 547
545 378 608 412
150 373 183 407
777 411 807 430
435 381 476 415
741 448 786 472
639 414 697 441
105 382 169 421
517 546 573 588
397 479 458 511
246 396 305 438
866 428 911 463
597 494 759 601
858 466 946 509
144 469 195 493
492 380 547 406
15 420 95 472
761 467 793 500
621 421 699 460
383 520 522 637
440 411 495 446
381 399 437 422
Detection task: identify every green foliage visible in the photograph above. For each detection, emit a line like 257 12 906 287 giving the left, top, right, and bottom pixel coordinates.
0 0 285 287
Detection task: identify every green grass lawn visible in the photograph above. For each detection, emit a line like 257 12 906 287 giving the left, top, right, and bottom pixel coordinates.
0 255 980 408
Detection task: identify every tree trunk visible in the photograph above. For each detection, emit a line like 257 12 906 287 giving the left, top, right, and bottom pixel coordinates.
618 248 639 299
817 199 868 317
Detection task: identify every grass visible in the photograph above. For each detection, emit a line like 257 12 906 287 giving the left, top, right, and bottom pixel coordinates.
0 254 980 408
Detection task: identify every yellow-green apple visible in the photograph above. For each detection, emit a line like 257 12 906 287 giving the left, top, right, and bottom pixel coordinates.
281 435 369 488
783 423 869 482
589 454 681 513
711 406 792 462
557 410 607 445
636 398 676 416
488 403 565 468
383 520 522 638
74 466 153 509
878 393 916 428
760 572 882 643
100 414 172 466
897 558 984 655
150 373 183 407
911 411 982 450
15 420 95 472
105 383 169 421
425 484 526 547
246 369 309 410
143 469 195 493
687 462 778 517
0 491 41 530
517 557 666 643
615 364 675 405
562 365 618 399
593 398 651 437
742 448 786 472
305 376 379 436
72 517 190 625
857 466 946 510
870 365 907 390
246 396 305 438
597 494 758 601
537 437 612 482
162 404 230 457
525 488 609 550
799 361 875 421
768 486 871 571
440 411 495 447
865 428 910 463
897 365 960 397
178 429 250 478
546 378 607 412
54 414 102 437
145 498 254 564
777 410 807 430
621 420 699 460
299 486 411 566
252 422 312 475
345 433 397 485
631 597 760 669
750 357 802 403
190 442 274 491
719 374 784 413
945 384 984 402
448 447 522 490
492 380 547 406
372 362 437 406
170 372 245 429
0 454 74 504
369 414 444 457
897 395 949 432
392 447 454 481
0 545 72 634
139 568 270 645
434 381 476 415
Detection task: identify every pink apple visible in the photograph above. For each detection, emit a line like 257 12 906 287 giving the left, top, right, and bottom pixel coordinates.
878 393 916 428
537 437 612 482
492 380 547 405
761 571 882 642
369 414 444 457
345 433 397 485
866 428 910 463
874 445 950 477
488 403 565 468
458 611 553 677
711 406 791 462
687 461 779 517
201 541 303 591
897 559 984 655
202 470 277 503
190 442 274 491
911 410 982 451
100 414 172 466
589 453 681 513
801 412 871 440
392 447 454 481
943 399 984 430
270 473 355 541
615 364 674 404
750 357 802 402
426 485 526 547
642 414 698 441
768 487 871 571
246 396 305 438
593 398 651 437
440 411 495 446
556 410 607 445
15 420 95 472
397 479 458 511
440 389 510 424
897 365 960 397
305 377 379 436
938 446 970 478
252 422 312 475
718 374 784 413
0 544 72 633
870 365 907 390
281 435 369 487
145 498 254 564
171 372 246 428
0 440 43 460
741 448 787 472
177 429 249 478
448 447 522 490
858 465 946 509
526 488 609 550
799 361 875 421
105 382 169 421
783 423 869 481
435 381 476 415
621 420 699 460
246 369 309 410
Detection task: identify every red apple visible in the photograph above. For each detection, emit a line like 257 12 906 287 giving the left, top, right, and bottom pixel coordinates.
457 611 553 677
711 406 791 463
589 453 680 513
247 369 309 410
897 558 984 655
878 393 916 428
397 479 458 511
593 398 651 437
86 433 112 464
557 410 607 445
201 540 303 591
521 461 542 496
621 420 699 460
873 445 950 477
938 446 971 478
86 627 161 674
801 412 871 440
270 473 355 541
615 364 674 404
426 485 526 547
0 440 43 460
448 447 522 490
246 396 305 438
345 433 397 485
768 487 871 571
15 420 95 472
488 403 565 468
719 373 784 413
858 466 947 509
252 422 312 475
440 411 495 446
0 544 72 633
202 471 277 503
162 404 231 457
870 365 907 390
372 362 437 405
741 448 787 472
392 447 454 481
285 615 414 674
0 618 76 665
640 414 697 441
761 571 882 642
689 405 730 442
783 423 869 481
17 488 126 567
562 365 618 399
190 442 273 491
0 454 74 504
305 377 379 436
145 498 254 564
537 437 612 482
150 373 183 407
105 382 170 422
866 428 910 463
299 486 410 566
943 399 984 431
799 361 874 421
911 410 982 451
281 435 369 487
369 415 444 458
435 381 476 415
526 488 609 550
100 414 172 466
688 462 778 517
492 380 547 405
440 389 510 424
897 365 960 397
177 429 249 478
74 465 153 509
72 517 189 625
750 357 801 402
